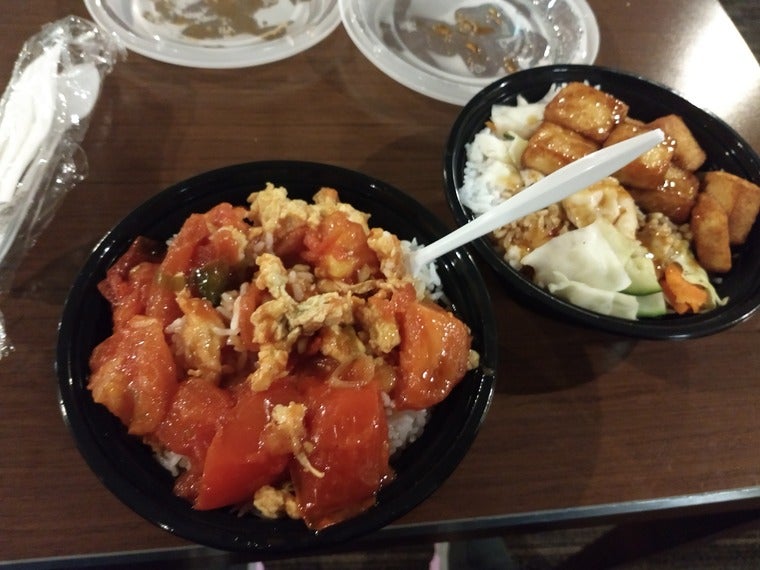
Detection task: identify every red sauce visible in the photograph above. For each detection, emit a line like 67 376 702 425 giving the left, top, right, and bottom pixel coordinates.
88 189 474 529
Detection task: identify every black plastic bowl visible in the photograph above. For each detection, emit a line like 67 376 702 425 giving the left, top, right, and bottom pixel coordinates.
444 64 760 340
56 161 497 554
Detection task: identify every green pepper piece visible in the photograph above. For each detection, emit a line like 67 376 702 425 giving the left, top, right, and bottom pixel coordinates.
190 261 231 305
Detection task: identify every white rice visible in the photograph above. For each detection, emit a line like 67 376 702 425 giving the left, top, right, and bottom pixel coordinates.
228 284 244 334
383 392 429 455
155 449 190 477
401 238 443 301
459 86 559 216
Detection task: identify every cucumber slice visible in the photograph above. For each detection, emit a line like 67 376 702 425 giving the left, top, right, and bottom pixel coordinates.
636 291 667 317
623 255 662 296
595 219 662 296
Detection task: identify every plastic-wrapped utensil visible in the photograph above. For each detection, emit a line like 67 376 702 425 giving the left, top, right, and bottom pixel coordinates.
0 16 124 359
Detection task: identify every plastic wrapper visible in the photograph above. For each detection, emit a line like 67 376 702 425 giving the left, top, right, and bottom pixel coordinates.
0 16 124 359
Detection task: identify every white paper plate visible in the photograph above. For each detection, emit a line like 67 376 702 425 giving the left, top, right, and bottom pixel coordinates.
84 0 341 69
339 0 600 105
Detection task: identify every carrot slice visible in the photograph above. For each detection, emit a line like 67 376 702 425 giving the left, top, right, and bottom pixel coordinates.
660 263 708 314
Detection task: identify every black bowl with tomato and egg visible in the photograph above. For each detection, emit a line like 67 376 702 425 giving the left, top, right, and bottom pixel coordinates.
57 161 497 554
444 64 760 339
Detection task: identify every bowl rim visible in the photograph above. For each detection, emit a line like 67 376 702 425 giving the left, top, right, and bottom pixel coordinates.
443 64 760 340
56 160 498 553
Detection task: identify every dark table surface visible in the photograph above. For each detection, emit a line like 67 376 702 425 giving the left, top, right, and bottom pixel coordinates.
1 0 760 563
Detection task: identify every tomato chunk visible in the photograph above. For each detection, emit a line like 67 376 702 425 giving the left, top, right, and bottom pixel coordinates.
273 224 307 266
161 214 211 278
106 261 160 328
293 382 391 530
88 315 179 435
194 384 299 510
394 301 472 410
203 202 249 233
154 378 234 501
303 211 379 282
98 237 164 328
99 236 163 291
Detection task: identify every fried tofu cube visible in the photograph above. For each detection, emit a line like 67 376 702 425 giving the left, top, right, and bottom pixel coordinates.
628 164 699 224
702 170 760 245
702 171 736 213
648 114 706 171
521 121 600 175
543 82 629 143
603 121 674 190
690 192 732 273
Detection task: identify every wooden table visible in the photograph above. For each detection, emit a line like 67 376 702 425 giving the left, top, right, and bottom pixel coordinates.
2 0 759 565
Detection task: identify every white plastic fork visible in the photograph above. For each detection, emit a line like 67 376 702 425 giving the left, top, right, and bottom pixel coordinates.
0 47 101 266
408 128 665 275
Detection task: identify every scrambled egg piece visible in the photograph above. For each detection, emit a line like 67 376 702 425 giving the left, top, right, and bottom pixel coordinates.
254 484 300 520
247 343 289 392
170 290 225 382
264 403 323 478
248 183 316 243
240 185 423 392
312 186 371 229
356 297 401 354
287 292 356 334
367 228 406 281
319 325 367 363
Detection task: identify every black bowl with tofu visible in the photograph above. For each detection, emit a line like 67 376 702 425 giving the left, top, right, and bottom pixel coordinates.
56 161 497 553
444 64 760 339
